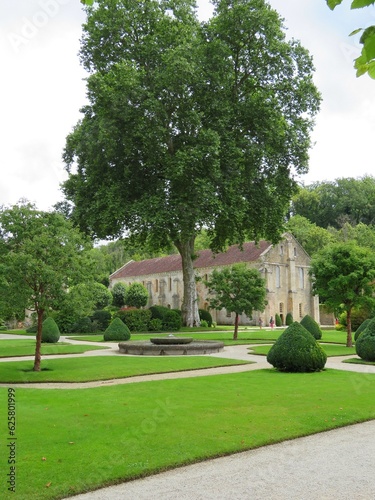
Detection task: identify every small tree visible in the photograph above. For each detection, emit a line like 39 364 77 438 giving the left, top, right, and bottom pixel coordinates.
111 282 127 308
205 263 267 340
125 283 149 309
310 242 375 347
0 202 93 371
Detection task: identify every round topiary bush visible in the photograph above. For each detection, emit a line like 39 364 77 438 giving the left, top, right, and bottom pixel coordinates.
267 321 327 372
41 317 61 343
354 318 372 342
104 317 131 341
300 314 322 340
275 313 282 327
355 317 375 361
162 310 182 331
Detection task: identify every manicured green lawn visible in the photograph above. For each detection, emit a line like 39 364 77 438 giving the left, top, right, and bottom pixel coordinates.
0 340 108 358
343 358 375 366
1 369 374 500
249 344 357 357
0 356 250 383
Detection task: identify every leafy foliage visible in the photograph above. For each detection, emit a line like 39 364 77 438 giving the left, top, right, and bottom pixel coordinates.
355 317 375 361
267 322 327 372
111 282 127 308
326 1 375 78
63 0 320 327
91 309 112 331
71 316 95 334
354 318 372 341
115 309 152 332
310 242 375 346
205 263 267 339
275 314 282 327
162 310 182 331
148 318 163 332
285 312 294 326
103 317 131 341
300 314 322 340
199 309 213 327
42 317 60 344
125 283 149 309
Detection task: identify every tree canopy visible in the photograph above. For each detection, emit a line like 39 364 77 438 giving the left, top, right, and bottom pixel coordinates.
0 203 93 371
326 0 375 79
309 242 375 346
63 0 320 326
205 263 267 339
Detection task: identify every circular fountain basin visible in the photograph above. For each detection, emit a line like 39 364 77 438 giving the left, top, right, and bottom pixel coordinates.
150 337 193 345
118 339 224 356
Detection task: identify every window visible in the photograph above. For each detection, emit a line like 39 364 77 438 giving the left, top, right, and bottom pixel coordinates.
226 309 232 318
279 303 284 313
294 247 297 257
169 277 172 292
299 268 304 289
299 303 303 317
276 266 281 288
280 245 284 255
155 279 159 293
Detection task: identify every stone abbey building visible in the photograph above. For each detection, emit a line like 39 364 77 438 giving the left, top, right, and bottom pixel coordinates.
109 233 320 326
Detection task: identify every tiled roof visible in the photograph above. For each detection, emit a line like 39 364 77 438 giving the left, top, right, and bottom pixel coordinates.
110 240 272 280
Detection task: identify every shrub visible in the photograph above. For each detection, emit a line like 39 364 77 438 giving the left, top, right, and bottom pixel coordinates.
275 314 282 327
199 309 213 327
26 325 37 334
355 317 375 361
125 282 149 308
71 317 94 334
285 312 293 326
111 282 127 308
162 310 182 331
300 314 322 340
354 318 372 341
267 321 327 372
115 309 152 332
148 318 163 332
41 317 61 343
149 305 171 320
104 317 131 341
91 310 112 331
200 320 209 328
338 307 371 333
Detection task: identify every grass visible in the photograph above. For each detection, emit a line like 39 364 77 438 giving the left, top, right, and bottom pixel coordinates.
343 358 375 366
0 356 250 383
249 344 357 357
1 369 375 500
0 340 108 358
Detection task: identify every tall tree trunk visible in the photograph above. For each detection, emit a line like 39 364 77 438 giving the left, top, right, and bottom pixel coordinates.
346 309 353 348
233 313 239 340
175 237 200 327
33 309 44 372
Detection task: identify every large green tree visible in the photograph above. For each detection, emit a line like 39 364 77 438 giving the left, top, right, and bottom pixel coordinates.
309 242 375 347
205 263 267 339
0 203 93 371
62 0 320 326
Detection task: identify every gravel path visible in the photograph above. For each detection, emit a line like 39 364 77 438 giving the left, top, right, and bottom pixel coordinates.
67 419 375 500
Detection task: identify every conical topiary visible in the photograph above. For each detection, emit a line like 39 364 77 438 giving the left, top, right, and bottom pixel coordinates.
355 317 375 362
42 317 60 343
104 317 131 341
267 321 327 372
354 318 372 342
300 314 322 340
285 312 293 326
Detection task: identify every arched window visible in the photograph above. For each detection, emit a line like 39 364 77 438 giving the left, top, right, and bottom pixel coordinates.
299 268 304 289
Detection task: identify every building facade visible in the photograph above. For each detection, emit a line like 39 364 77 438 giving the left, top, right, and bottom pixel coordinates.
109 233 320 326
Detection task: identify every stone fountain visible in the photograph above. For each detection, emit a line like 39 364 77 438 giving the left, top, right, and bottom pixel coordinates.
118 335 224 356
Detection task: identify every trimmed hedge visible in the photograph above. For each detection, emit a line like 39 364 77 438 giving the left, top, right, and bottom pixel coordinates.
71 317 94 334
275 314 282 327
285 312 293 326
115 309 152 332
355 317 375 362
104 317 131 341
42 317 61 343
199 309 213 327
354 318 372 342
300 314 322 340
148 306 182 331
267 322 327 372
91 309 112 331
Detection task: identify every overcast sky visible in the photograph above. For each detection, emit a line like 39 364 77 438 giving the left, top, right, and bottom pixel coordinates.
1 0 374 211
